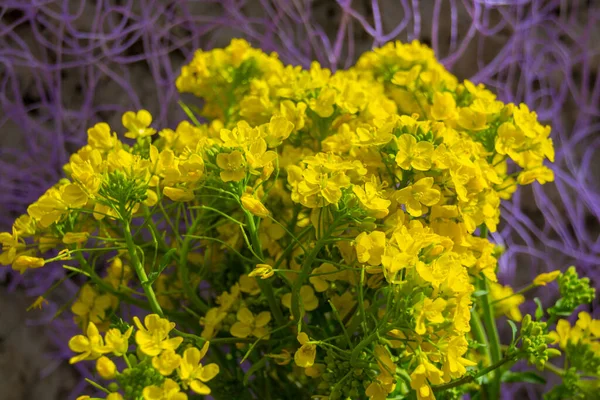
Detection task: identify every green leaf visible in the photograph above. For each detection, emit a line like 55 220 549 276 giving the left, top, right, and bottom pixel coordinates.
501 371 546 385
473 290 488 297
534 297 544 320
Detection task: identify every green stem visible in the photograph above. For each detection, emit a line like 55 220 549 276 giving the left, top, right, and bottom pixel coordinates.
432 353 520 392
123 220 164 316
244 210 285 326
179 214 210 314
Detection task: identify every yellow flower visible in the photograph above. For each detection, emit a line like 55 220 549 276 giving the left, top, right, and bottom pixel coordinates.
241 193 270 217
230 308 271 339
309 263 340 292
122 109 156 139
366 378 396 400
143 379 188 400
430 91 457 120
533 270 560 286
395 177 440 217
26 296 49 311
395 134 434 171
309 87 336 118
178 343 220 395
575 312 600 337
0 230 22 265
517 166 554 185
71 284 115 329
87 122 116 150
133 314 184 357
96 356 117 379
415 297 447 335
153 349 182 376
457 107 487 131
68 322 109 363
248 263 274 279
107 393 124 400
264 115 295 147
549 319 572 349
294 332 316 368
355 231 386 267
62 231 90 245
410 358 444 400
489 282 524 322
163 186 195 202
216 151 246 182
200 307 227 339
353 180 391 219
104 326 133 356
11 255 44 274
282 285 319 311
441 336 476 379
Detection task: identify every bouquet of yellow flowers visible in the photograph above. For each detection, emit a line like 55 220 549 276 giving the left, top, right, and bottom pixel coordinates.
1 39 598 400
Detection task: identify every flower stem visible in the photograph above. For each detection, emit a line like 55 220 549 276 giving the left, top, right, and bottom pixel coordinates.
122 220 164 317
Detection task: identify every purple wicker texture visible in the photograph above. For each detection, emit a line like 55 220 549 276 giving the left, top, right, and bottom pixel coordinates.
0 1 598 398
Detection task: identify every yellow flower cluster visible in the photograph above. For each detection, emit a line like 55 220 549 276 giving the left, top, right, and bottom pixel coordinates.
3 38 591 400
70 314 219 399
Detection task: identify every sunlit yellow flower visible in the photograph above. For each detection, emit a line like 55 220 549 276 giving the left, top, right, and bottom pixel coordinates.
216 151 246 182
96 356 117 379
143 378 188 400
122 109 156 139
104 326 133 356
68 322 109 363
178 343 220 395
133 314 183 356
395 177 440 217
395 134 434 171
153 349 182 376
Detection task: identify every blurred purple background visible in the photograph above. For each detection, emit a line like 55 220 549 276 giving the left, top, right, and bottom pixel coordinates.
0 1 598 399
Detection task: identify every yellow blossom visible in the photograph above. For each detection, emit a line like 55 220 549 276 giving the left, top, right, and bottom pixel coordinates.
294 332 316 368
143 379 188 400
415 297 447 334
216 151 246 182
430 91 457 120
248 263 274 279
282 285 319 311
153 349 183 376
68 322 109 363
62 231 90 244
241 193 270 217
163 186 195 202
133 314 184 357
395 134 434 171
122 109 156 139
26 296 49 311
395 177 441 217
353 180 391 218
533 270 561 286
230 308 271 339
104 326 133 356
96 356 117 379
11 255 45 274
178 343 220 395
489 282 524 322
355 231 386 267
